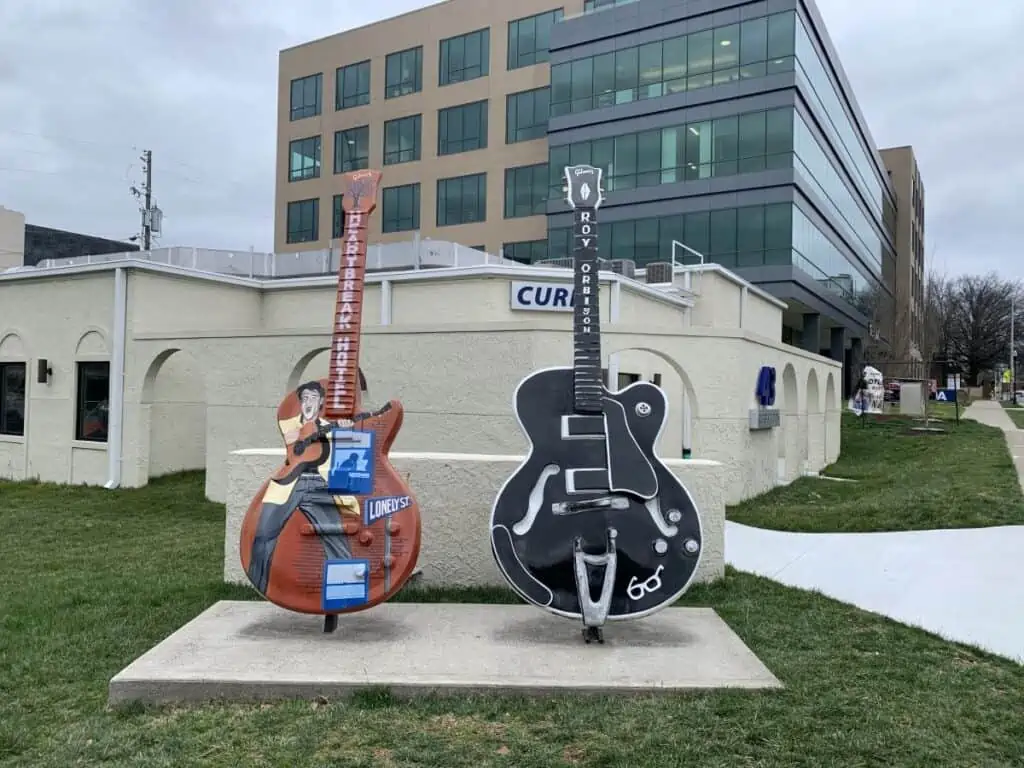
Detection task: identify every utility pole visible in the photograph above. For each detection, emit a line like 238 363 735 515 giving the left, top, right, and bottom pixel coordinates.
129 150 162 251
142 150 152 250
1011 293 1016 400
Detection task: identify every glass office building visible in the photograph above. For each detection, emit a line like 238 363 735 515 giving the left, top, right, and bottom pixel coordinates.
545 0 897 367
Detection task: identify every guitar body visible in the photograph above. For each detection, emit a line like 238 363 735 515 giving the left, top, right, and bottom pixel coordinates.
490 367 703 620
239 378 422 615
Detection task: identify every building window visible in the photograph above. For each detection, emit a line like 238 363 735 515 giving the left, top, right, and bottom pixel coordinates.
504 164 548 218
382 184 421 233
334 126 369 173
506 87 549 144
439 28 490 86
547 107 793 198
546 202 795 268
438 100 488 156
508 9 563 70
503 240 547 264
289 73 322 120
383 114 421 165
288 136 321 182
332 194 345 239
549 11 795 116
437 173 487 227
75 361 109 443
385 46 423 98
584 0 636 9
0 362 26 436
336 60 370 110
286 198 319 244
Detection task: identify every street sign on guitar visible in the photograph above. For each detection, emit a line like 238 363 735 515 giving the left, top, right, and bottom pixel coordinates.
488 163 704 645
238 169 422 632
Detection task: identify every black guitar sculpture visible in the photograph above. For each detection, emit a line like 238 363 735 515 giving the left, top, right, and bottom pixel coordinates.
489 163 704 644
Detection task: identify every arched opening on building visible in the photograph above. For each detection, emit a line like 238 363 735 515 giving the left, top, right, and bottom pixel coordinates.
806 368 823 473
0 332 28 442
141 347 208 479
288 348 370 409
777 363 799 482
824 372 840 464
601 345 698 461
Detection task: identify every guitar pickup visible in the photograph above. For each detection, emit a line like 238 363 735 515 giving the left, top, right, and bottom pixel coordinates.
565 468 610 494
561 415 606 439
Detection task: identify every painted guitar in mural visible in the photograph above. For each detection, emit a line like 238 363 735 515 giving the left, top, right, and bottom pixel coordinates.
239 169 421 626
489 164 703 643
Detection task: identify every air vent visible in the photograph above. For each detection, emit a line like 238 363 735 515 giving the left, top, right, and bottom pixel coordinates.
645 262 673 284
609 259 636 278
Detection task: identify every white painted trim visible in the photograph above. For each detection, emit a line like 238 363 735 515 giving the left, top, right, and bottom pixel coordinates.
609 280 622 323
104 267 127 489
0 259 694 311
379 280 392 326
655 263 788 310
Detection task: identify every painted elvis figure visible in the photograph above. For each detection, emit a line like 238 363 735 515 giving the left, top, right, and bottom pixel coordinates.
246 380 357 594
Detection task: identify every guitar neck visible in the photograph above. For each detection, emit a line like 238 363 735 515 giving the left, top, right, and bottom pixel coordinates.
572 206 602 414
325 210 369 421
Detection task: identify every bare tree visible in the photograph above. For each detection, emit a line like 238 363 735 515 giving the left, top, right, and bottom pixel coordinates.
943 273 1024 383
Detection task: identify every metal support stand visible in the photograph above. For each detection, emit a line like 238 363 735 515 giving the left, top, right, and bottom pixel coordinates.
323 614 338 634
572 528 618 644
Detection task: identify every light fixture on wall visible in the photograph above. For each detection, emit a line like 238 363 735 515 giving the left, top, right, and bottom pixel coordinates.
37 359 52 384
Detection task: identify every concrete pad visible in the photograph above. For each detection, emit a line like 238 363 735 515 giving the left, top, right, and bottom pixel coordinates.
108 601 781 705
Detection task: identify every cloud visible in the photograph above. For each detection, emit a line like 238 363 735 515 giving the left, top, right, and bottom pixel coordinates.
0 0 1020 280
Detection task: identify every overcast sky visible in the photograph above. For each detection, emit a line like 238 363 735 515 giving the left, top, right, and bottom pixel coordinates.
0 0 1020 278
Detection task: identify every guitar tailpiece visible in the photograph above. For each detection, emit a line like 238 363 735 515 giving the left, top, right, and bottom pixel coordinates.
572 528 618 634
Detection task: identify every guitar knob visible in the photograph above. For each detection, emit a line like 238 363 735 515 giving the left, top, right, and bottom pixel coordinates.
382 555 394 569
343 521 360 536
683 538 700 555
389 521 401 535
358 530 374 547
667 509 682 524
653 538 668 555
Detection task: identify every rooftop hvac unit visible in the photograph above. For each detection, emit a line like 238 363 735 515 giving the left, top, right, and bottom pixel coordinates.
609 259 636 278
645 261 674 284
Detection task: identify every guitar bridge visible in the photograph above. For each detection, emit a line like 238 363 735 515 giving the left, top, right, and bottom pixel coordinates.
552 496 629 515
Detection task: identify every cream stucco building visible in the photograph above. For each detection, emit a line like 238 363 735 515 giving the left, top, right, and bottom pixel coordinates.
0 239 842 512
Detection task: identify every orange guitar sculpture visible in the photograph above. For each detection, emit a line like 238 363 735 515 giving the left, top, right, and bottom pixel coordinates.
239 169 422 630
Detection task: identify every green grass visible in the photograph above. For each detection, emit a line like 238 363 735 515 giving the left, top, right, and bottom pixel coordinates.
2 472 1024 767
728 411 1024 533
1003 407 1024 429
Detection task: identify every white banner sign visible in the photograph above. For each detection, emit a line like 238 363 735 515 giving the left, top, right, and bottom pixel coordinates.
510 281 575 312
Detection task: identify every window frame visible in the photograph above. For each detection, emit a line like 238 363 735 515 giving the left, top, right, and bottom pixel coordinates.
289 73 322 121
504 163 548 219
506 87 550 144
382 183 422 233
436 173 488 227
74 361 110 443
286 198 320 244
0 361 26 437
439 28 490 86
336 60 371 110
507 8 564 70
288 135 322 182
383 114 422 165
438 100 489 156
334 126 369 174
385 46 424 99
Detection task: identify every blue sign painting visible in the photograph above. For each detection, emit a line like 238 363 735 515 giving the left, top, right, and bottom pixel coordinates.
327 428 375 495
363 495 412 526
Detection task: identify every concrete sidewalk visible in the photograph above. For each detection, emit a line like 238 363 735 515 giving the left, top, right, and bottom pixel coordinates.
963 399 1024 492
725 399 1024 665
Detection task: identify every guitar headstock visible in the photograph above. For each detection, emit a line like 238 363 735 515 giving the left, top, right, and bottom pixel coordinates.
341 169 383 215
563 164 605 210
